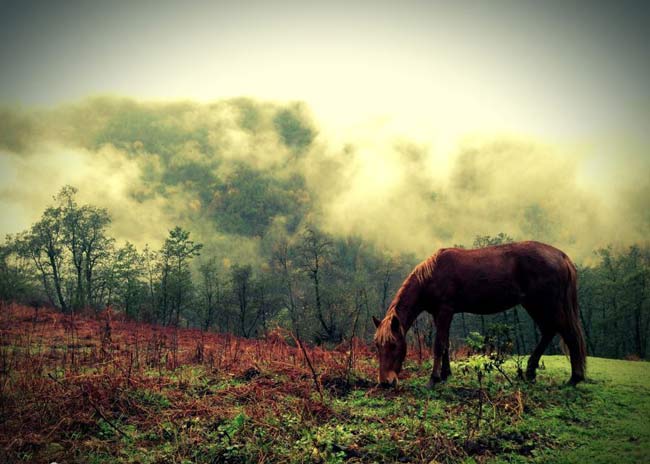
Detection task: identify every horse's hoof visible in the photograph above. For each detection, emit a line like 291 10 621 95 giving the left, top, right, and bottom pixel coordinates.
378 378 398 389
427 376 442 389
567 375 585 387
525 368 538 382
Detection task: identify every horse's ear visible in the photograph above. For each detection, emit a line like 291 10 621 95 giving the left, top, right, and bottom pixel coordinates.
372 316 381 328
390 315 401 333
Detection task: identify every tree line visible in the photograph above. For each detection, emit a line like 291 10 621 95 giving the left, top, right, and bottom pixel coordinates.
1 187 648 359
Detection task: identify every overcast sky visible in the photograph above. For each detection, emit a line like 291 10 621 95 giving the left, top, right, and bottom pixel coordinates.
1 0 648 139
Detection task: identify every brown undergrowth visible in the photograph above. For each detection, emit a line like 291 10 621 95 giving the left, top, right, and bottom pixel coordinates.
0 302 592 463
0 303 387 462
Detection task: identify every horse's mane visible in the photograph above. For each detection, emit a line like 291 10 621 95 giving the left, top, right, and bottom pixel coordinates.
373 252 440 344
412 252 439 285
374 307 400 344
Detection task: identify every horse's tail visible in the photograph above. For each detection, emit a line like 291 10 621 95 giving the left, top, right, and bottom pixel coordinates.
559 257 587 380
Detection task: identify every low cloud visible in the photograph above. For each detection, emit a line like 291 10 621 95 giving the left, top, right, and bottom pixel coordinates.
0 97 647 263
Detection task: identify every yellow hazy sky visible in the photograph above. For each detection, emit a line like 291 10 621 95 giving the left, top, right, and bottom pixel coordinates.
1 0 648 140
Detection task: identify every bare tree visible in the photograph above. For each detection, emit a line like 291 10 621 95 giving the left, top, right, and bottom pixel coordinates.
198 258 224 330
231 264 256 337
273 238 300 335
299 226 338 342
159 227 202 326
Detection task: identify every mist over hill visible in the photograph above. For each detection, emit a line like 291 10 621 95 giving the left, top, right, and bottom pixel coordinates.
1 96 648 265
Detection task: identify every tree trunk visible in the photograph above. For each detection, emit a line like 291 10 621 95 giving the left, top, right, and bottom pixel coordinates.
48 250 68 313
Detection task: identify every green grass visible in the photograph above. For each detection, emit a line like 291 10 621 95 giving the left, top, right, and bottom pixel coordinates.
536 357 650 464
6 354 649 463
126 356 648 463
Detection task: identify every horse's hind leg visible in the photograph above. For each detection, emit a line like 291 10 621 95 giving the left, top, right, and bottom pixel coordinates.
525 331 554 382
522 302 555 382
559 326 586 385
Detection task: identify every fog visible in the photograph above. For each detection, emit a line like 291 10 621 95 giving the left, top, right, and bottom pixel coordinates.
1 97 648 263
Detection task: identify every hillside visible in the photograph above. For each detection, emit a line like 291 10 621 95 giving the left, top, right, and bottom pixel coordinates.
0 303 648 463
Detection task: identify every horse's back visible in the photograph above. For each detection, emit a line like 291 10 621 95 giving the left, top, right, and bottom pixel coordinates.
430 241 572 313
438 241 567 273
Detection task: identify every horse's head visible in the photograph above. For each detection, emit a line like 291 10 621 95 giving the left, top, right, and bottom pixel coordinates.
373 314 406 387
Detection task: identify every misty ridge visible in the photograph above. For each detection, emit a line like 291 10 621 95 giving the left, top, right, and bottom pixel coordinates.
1 96 648 264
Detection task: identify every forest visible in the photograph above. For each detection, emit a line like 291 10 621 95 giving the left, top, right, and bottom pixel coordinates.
2 185 648 361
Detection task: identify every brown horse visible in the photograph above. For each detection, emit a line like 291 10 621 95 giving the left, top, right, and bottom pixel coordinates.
373 241 586 387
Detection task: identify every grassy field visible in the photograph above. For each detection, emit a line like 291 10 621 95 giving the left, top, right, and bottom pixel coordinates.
0 304 648 463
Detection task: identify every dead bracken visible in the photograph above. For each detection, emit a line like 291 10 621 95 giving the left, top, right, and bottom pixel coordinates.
0 302 615 463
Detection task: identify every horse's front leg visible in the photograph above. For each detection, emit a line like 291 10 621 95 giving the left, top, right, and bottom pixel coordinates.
441 349 452 380
427 307 453 388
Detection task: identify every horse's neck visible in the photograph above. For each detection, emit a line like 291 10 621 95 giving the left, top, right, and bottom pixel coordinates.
391 277 424 333
394 304 422 333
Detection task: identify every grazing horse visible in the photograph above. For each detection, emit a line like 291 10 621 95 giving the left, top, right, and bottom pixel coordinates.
373 241 586 387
